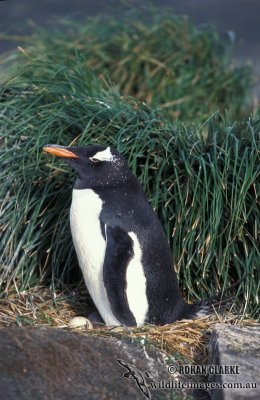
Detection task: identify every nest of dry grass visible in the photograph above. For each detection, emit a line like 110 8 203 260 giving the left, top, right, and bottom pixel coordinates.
1 285 258 365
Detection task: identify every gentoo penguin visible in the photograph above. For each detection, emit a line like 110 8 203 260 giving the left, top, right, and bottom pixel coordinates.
43 144 243 327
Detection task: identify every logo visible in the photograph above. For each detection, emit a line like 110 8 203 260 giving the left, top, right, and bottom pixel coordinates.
117 359 151 399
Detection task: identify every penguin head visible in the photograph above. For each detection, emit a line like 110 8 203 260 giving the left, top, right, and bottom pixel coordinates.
43 144 132 189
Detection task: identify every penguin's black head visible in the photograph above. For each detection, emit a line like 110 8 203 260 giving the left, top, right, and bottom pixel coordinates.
43 144 133 189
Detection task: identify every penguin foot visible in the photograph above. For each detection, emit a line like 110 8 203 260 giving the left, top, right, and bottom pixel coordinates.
88 311 105 328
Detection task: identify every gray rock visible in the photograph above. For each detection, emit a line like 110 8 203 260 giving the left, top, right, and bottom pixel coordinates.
208 323 260 400
0 326 174 400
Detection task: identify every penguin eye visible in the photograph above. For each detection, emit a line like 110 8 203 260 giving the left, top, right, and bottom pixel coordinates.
90 157 100 163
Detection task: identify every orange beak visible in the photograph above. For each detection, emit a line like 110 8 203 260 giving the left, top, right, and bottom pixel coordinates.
43 145 78 158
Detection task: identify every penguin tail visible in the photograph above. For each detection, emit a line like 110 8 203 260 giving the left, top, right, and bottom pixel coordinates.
181 275 247 320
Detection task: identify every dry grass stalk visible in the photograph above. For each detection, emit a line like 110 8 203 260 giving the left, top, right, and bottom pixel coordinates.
1 286 258 364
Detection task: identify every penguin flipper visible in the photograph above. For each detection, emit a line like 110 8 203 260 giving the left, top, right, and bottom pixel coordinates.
103 225 136 327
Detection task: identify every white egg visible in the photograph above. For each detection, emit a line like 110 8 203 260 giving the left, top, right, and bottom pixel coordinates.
68 316 92 329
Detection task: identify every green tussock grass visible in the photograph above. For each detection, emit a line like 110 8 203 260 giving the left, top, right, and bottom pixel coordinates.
0 49 259 319
0 4 255 121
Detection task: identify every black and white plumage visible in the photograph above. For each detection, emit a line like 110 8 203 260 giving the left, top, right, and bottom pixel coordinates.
43 144 244 327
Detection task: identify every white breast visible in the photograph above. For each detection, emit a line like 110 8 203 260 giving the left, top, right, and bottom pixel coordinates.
70 188 121 326
126 232 149 326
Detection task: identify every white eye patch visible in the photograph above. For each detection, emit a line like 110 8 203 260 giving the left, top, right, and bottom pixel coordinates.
90 147 115 162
